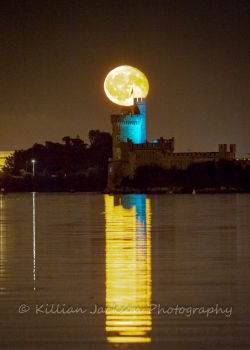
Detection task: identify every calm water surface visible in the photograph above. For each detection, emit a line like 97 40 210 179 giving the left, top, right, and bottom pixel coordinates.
0 193 249 349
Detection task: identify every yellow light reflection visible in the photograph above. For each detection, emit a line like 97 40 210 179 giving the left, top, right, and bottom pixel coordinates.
105 194 152 343
107 337 151 343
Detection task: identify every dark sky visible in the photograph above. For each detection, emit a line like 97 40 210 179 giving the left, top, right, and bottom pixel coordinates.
0 0 249 157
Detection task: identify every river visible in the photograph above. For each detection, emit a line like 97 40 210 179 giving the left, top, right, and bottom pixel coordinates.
0 193 249 349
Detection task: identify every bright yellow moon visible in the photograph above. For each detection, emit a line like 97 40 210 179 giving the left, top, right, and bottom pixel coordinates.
104 65 149 106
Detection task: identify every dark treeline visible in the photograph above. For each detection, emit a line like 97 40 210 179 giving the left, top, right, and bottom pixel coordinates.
130 161 250 193
0 130 112 192
2 134 250 193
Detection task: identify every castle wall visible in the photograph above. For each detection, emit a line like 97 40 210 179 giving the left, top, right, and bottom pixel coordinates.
108 141 236 188
126 146 236 178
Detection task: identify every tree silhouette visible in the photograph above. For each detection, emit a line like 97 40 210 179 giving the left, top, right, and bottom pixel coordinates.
2 131 112 191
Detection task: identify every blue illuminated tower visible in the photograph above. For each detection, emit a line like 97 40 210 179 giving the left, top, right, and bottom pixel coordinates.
111 98 146 160
107 98 147 190
134 98 146 143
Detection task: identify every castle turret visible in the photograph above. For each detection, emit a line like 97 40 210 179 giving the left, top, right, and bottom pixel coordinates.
107 98 147 190
219 144 227 158
134 97 146 143
218 144 236 160
111 98 146 160
229 144 236 159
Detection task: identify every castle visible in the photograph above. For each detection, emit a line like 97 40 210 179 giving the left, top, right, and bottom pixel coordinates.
107 98 236 190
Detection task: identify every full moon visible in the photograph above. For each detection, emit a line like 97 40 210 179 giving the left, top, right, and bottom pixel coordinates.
104 65 149 106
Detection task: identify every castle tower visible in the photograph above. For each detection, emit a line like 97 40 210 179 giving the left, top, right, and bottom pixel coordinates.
111 98 146 160
230 144 236 159
107 98 147 190
219 144 227 159
134 97 146 142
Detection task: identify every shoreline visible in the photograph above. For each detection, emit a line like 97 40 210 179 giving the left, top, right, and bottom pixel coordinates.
1 187 249 195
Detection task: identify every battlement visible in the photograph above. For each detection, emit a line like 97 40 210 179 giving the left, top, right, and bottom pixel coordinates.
134 97 146 104
111 114 143 124
118 120 141 126
128 137 174 152
219 143 236 159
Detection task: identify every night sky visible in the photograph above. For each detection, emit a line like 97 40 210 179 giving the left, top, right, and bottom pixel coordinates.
0 0 249 157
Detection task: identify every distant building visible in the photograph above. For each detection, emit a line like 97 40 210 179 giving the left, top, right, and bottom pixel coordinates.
107 98 236 190
0 151 14 171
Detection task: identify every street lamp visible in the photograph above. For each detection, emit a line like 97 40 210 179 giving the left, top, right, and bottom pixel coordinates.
31 159 35 176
